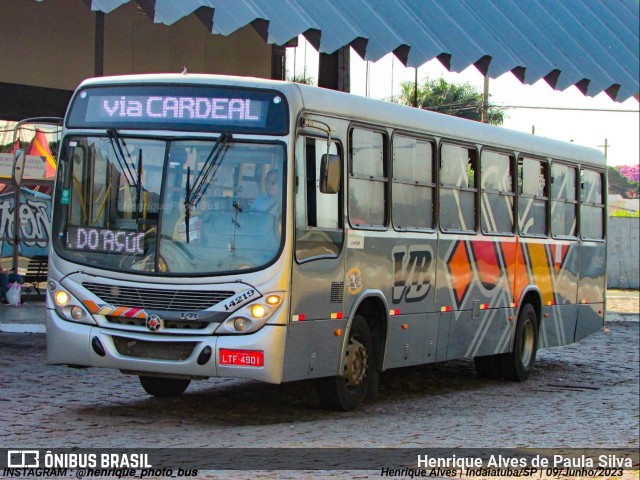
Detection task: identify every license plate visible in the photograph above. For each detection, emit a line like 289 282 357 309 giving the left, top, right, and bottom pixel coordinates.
219 349 264 367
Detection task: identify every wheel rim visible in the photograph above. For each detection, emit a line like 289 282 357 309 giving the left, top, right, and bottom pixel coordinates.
520 319 535 368
343 337 368 387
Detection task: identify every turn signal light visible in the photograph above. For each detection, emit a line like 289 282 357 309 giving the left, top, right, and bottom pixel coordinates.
265 295 281 306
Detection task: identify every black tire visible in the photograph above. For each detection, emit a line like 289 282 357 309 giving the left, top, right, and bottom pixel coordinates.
500 303 539 381
474 354 502 379
316 315 372 411
139 376 190 398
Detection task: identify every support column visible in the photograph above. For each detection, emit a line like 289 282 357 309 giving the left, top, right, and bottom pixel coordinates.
95 11 105 77
271 45 286 80
318 46 350 92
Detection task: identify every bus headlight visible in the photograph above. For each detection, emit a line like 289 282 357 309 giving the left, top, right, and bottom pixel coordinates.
216 293 283 334
250 304 267 319
50 287 95 326
233 317 250 332
54 291 70 306
70 306 85 320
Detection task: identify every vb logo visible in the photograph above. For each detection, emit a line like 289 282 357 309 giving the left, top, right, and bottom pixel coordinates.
392 245 433 304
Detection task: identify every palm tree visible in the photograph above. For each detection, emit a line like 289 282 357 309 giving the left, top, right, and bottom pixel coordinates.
396 77 505 126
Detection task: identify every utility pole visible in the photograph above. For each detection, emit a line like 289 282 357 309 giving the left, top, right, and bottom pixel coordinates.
598 138 609 163
481 74 489 123
413 67 418 108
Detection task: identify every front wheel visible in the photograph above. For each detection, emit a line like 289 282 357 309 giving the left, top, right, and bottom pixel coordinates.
139 376 191 398
316 315 372 411
500 303 539 381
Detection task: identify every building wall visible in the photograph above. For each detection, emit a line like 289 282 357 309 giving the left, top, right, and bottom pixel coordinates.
0 0 272 118
607 216 640 289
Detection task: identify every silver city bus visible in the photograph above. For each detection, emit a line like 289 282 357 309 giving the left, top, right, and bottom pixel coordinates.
47 74 606 410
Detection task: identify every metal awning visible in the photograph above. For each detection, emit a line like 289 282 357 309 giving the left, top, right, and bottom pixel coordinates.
62 0 640 101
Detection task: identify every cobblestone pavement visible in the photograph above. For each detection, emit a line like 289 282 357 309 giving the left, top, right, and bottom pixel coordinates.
0 321 638 479
607 289 640 314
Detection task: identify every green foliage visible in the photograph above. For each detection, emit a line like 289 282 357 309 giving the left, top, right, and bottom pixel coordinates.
608 166 639 199
612 209 640 217
395 77 505 126
287 70 315 86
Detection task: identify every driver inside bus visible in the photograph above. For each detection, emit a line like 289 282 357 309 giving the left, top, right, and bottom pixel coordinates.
252 169 281 214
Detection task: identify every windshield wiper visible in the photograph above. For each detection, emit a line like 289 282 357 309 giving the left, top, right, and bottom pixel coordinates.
107 128 137 187
183 133 232 243
188 133 232 208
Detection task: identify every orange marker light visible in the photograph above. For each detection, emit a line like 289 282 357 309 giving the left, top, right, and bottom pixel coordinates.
401 324 409 329
334 329 343 336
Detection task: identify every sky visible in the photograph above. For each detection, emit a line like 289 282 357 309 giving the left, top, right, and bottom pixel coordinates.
287 39 639 168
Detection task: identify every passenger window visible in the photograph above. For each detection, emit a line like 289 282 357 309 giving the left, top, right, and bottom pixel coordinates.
392 135 435 230
349 128 387 228
581 168 605 240
481 150 515 234
518 157 548 236
550 162 578 237
439 143 477 232
295 136 343 262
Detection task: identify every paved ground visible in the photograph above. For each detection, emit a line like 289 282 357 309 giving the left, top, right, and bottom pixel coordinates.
0 291 637 478
0 321 638 479
606 289 640 314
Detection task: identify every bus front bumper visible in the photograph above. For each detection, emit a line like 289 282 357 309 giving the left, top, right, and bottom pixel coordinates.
46 310 287 384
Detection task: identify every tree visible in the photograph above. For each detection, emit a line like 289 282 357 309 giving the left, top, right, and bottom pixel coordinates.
608 166 639 198
396 77 505 126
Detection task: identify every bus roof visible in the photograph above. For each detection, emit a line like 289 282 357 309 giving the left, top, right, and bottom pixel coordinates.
76 73 605 169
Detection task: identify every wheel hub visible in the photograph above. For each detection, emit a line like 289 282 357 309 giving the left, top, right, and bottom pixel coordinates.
344 338 368 387
520 320 535 368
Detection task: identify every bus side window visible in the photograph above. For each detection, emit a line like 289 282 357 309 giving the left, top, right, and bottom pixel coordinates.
481 150 515 234
580 168 605 240
392 135 435 230
439 143 477 232
550 162 578 238
295 136 343 262
348 128 387 228
518 157 548 236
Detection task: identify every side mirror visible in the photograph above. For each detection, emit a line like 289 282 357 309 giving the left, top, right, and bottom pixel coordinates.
320 154 341 194
13 148 25 186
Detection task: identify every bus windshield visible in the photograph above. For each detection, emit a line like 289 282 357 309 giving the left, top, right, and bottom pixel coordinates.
53 135 285 275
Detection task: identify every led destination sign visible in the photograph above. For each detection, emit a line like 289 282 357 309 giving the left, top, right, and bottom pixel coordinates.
67 84 288 134
67 226 144 255
90 96 264 123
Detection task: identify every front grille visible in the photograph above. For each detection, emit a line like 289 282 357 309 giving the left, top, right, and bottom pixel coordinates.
112 336 195 361
83 283 234 311
107 316 209 330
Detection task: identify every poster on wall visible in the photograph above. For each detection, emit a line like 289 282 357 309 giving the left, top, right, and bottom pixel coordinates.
0 186 51 258
0 153 48 180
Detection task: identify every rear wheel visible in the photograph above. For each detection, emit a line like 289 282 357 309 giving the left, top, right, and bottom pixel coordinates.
139 376 191 398
500 303 539 381
316 315 372 411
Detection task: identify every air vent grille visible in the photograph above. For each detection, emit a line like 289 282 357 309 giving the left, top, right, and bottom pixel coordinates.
83 283 234 311
112 336 195 361
330 282 344 303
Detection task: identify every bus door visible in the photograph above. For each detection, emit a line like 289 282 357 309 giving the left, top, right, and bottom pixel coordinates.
285 135 346 381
